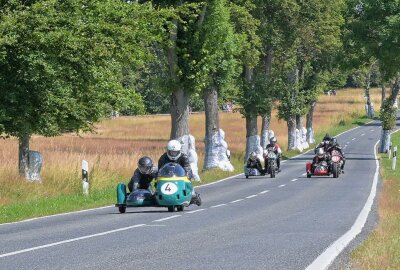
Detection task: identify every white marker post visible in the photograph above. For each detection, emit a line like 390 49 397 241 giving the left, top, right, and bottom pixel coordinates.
388 142 392 159
82 160 89 195
392 146 397 171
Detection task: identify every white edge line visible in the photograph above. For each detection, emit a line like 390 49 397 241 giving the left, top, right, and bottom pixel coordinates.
229 199 244 204
291 179 298 182
246 195 257 199
186 209 206 214
278 184 286 188
210 204 227 208
152 215 181 223
306 138 381 270
0 224 146 258
258 190 270 195
1 120 376 227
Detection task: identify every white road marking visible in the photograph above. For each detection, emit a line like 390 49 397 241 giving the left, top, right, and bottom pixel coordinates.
210 204 227 208
370 129 374 131
302 173 307 176
152 215 181 222
361 133 365 136
278 184 286 188
0 224 146 258
352 138 356 140
186 209 206 214
258 190 270 194
291 178 298 182
246 195 257 199
229 199 244 204
347 142 350 144
306 139 383 270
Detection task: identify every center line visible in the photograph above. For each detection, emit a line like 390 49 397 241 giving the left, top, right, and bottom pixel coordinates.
259 190 270 194
361 133 365 136
153 215 181 222
370 129 374 131
0 224 146 258
246 195 257 199
186 209 206 214
230 199 244 204
291 178 298 182
278 184 286 188
352 138 356 140
211 204 227 208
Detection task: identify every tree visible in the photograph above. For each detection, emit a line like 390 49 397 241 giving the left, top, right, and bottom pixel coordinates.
192 0 237 170
347 0 400 152
0 0 163 177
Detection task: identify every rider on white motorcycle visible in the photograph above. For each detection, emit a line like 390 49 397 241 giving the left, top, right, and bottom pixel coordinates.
265 137 282 172
327 137 346 171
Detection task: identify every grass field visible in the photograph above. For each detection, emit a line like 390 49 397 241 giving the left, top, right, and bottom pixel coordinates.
0 88 383 223
351 130 400 269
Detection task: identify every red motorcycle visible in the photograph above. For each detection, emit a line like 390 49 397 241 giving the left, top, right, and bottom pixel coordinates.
306 149 343 178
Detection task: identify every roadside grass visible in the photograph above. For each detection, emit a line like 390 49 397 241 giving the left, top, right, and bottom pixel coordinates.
0 88 382 223
351 131 400 269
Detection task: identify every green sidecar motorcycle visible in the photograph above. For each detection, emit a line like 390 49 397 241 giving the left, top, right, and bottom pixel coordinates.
115 163 194 213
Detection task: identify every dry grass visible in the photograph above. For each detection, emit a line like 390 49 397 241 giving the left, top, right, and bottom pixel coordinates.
351 131 400 269
0 88 382 207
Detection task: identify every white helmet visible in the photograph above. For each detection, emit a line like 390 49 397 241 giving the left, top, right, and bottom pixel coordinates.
167 140 182 161
317 148 325 158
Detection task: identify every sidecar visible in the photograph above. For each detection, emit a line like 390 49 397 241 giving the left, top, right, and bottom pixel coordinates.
115 163 193 213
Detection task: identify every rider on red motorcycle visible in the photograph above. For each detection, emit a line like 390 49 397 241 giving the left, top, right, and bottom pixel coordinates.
327 137 346 171
314 133 332 153
312 148 330 172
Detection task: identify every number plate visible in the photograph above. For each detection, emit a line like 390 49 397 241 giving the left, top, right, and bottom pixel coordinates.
161 183 178 195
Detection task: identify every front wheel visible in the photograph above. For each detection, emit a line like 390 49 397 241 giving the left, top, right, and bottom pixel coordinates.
307 172 312 178
246 175 249 179
332 164 339 178
177 205 184 212
118 206 126 214
168 206 175 212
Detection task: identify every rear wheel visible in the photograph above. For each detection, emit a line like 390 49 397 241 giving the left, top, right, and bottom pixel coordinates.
246 175 249 179
270 164 276 178
307 172 312 178
168 206 175 212
118 206 126 214
177 205 184 212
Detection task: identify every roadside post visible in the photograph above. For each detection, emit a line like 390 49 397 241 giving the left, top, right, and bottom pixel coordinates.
82 160 89 195
388 142 392 159
392 146 397 171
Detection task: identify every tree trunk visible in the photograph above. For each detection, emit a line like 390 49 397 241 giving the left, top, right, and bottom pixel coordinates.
203 84 220 170
167 20 190 139
306 101 316 144
381 82 386 105
287 116 296 150
295 115 303 130
245 114 258 160
379 77 400 153
365 71 373 118
18 133 30 178
170 89 190 139
260 112 271 149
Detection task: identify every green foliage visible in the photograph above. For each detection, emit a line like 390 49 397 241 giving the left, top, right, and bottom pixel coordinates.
347 0 400 80
380 98 397 130
0 0 163 138
192 0 238 94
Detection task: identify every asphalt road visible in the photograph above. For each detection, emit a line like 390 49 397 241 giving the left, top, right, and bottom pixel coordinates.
0 120 388 270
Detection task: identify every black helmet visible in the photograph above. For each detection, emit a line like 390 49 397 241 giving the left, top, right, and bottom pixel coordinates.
323 133 331 141
330 137 337 146
270 137 277 146
138 156 153 174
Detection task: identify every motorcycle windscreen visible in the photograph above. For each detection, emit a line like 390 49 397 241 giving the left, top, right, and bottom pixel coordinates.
158 163 186 178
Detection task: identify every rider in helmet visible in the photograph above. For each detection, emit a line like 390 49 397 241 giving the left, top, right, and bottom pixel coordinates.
158 140 201 206
327 137 346 171
312 147 330 172
315 133 332 153
246 151 264 175
128 156 158 193
265 137 282 172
